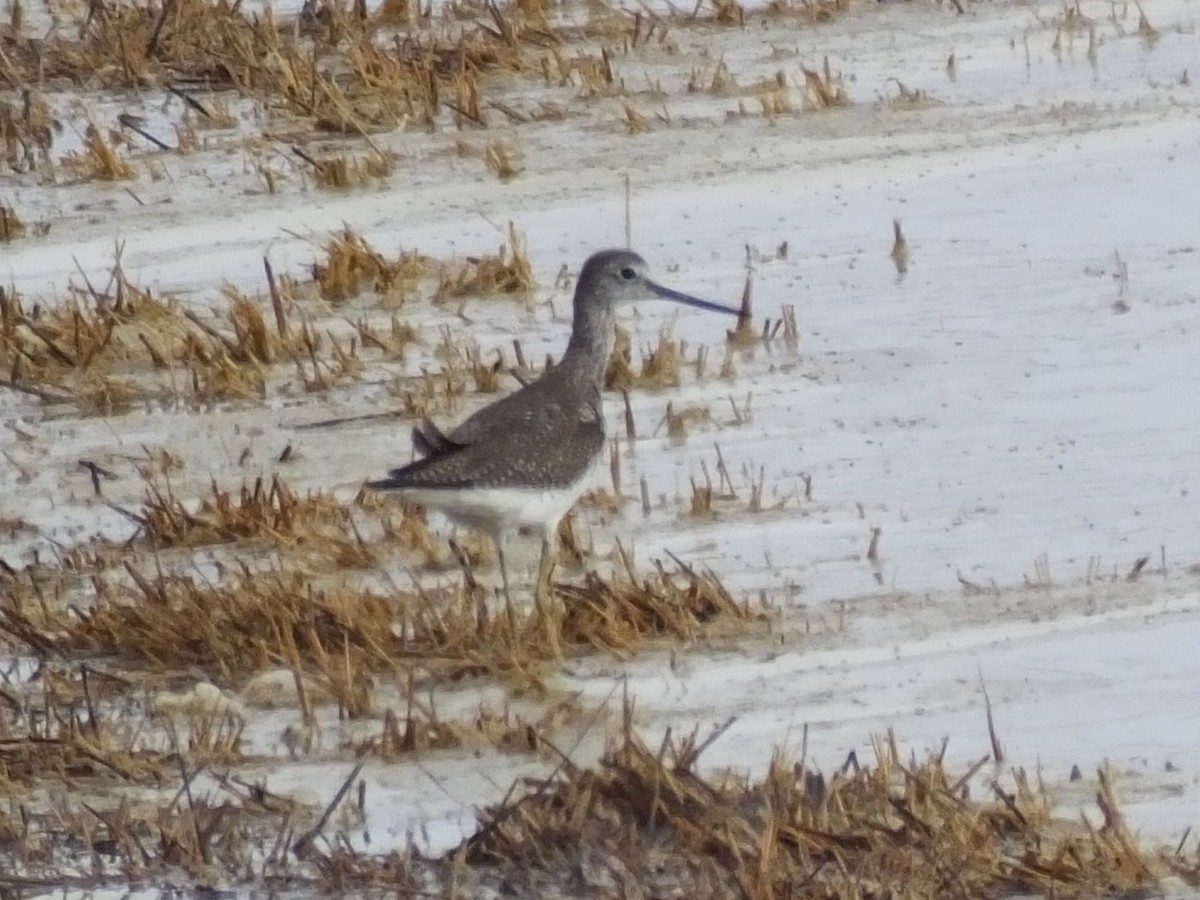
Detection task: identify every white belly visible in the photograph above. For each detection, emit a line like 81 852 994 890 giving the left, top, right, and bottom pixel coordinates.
398 481 589 541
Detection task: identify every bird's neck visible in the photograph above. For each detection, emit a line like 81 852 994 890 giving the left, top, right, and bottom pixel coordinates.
563 302 615 375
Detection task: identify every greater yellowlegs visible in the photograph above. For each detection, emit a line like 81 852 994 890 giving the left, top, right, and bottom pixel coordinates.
366 249 740 643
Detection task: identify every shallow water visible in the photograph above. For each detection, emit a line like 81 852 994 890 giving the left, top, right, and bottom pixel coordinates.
3 0 1200 892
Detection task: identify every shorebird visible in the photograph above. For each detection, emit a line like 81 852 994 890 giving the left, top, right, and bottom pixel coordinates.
366 249 741 646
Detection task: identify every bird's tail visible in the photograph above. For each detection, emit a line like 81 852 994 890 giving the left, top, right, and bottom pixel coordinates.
411 417 459 458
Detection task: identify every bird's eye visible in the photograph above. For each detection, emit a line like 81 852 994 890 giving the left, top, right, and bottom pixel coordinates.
619 267 637 281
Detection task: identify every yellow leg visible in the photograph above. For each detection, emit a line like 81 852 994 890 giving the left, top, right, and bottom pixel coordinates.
496 537 513 603
495 534 518 637
534 536 562 659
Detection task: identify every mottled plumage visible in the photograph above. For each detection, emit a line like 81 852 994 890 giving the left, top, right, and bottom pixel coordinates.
365 249 740 626
371 387 604 493
407 249 704 457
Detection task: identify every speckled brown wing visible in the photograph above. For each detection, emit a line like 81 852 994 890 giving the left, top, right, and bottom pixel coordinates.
370 386 605 491
440 359 587 448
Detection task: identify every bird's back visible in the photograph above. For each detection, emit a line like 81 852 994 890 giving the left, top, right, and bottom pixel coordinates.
416 349 601 451
372 377 606 492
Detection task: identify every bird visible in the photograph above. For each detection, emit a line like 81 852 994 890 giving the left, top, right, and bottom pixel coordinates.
365 249 742 648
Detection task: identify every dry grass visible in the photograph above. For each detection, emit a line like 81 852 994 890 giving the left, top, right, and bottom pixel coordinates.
660 400 712 441
0 254 190 409
0 0 536 137
547 48 617 95
2 0 1187 892
0 547 759 696
802 57 849 109
1136 4 1159 42
484 138 525 180
559 546 760 652
0 0 900 194
347 696 574 760
0 532 763 710
882 78 933 110
379 357 472 421
109 470 449 571
0 681 1185 896
605 326 688 391
2 570 396 678
726 271 757 347
118 474 381 567
0 204 26 241
757 69 791 121
0 677 173 787
891 218 911 275
762 0 849 21
310 227 436 303
0 526 1189 898
0 92 57 173
620 101 652 134
308 224 537 310
462 710 1165 899
0 664 305 885
710 0 746 26
293 144 396 190
62 123 134 181
0 729 305 888
433 224 535 302
0 245 425 411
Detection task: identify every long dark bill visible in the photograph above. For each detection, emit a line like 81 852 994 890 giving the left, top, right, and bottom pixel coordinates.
646 279 743 315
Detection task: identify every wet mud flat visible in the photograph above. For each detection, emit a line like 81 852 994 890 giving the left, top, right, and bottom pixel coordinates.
3 0 1200 893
